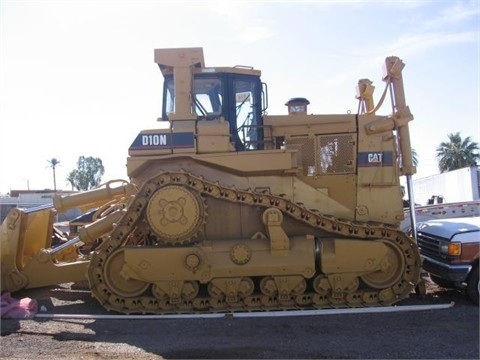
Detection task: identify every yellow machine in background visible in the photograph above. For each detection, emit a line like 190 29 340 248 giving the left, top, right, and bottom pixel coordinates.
1 48 421 314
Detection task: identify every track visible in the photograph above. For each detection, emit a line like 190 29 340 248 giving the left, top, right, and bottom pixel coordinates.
87 171 423 314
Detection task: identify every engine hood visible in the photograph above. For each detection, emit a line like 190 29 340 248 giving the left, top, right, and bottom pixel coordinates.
417 217 480 240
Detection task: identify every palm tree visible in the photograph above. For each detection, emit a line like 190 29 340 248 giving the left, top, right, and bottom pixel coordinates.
436 132 479 173
47 158 61 191
399 148 418 170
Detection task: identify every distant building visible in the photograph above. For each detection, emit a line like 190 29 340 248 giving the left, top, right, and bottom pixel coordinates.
0 189 82 223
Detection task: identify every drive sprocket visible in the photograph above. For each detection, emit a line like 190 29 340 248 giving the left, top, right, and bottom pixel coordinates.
146 185 205 245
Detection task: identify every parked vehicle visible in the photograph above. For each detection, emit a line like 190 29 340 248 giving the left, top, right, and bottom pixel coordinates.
413 166 480 205
416 217 479 305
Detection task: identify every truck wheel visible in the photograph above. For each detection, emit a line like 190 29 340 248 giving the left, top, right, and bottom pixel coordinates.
466 265 479 305
430 274 455 289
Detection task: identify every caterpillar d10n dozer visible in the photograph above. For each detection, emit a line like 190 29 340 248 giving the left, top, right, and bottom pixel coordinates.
1 47 422 314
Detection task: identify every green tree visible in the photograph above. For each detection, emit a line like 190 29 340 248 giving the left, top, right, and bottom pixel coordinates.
399 148 418 170
67 156 105 190
47 158 61 191
66 172 76 191
436 132 479 173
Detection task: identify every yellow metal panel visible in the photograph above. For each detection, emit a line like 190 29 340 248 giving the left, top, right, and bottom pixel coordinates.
123 237 316 282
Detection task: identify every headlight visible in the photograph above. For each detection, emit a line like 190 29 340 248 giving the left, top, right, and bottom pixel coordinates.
440 242 462 256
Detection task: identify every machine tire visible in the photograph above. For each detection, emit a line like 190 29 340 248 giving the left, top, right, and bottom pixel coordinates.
466 265 479 305
429 274 455 289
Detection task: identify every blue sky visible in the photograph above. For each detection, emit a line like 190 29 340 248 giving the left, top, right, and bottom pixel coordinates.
1 0 479 194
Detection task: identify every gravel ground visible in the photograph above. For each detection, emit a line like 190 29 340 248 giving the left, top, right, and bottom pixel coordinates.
1 276 479 359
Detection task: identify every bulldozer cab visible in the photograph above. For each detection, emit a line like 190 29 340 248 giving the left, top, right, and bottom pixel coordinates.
162 68 265 151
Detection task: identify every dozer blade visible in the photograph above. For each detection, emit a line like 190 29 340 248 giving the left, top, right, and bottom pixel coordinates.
0 205 89 293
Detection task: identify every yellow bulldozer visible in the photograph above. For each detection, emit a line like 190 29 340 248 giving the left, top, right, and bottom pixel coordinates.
1 47 422 314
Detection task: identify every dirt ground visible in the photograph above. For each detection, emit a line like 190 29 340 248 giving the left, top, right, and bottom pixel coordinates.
1 276 479 359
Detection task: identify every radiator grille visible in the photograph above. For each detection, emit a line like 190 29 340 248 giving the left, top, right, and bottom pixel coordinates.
285 137 315 173
285 134 355 175
417 233 442 259
316 134 356 175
